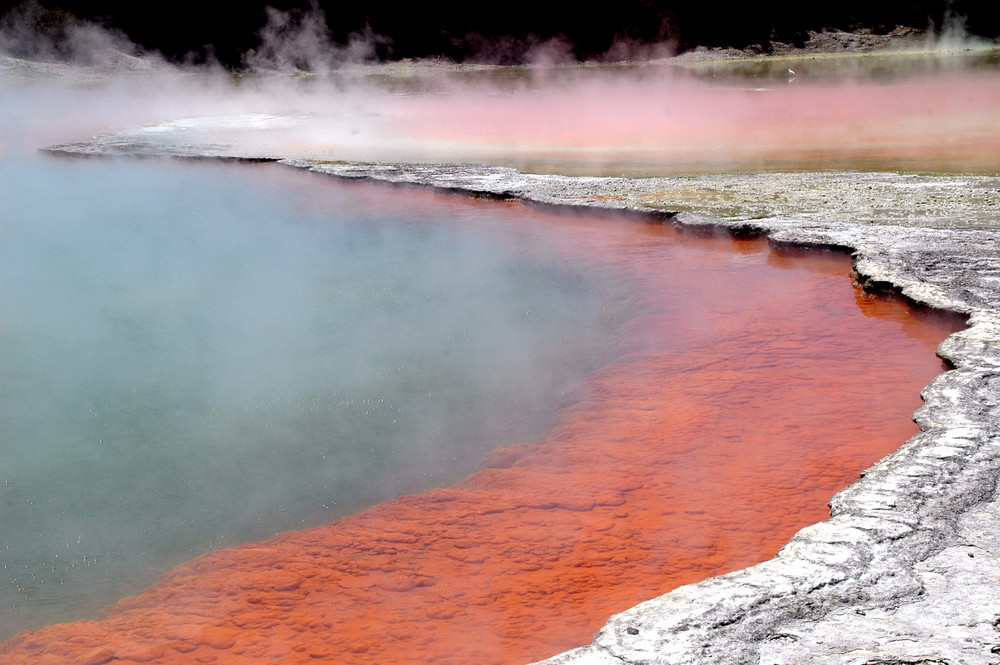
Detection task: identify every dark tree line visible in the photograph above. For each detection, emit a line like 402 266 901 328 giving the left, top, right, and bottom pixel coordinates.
2 0 999 66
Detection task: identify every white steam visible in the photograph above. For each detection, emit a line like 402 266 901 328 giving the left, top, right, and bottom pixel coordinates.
0 0 158 71
243 2 390 73
927 8 997 50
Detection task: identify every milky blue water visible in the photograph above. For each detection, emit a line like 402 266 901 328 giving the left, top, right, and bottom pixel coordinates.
0 157 630 637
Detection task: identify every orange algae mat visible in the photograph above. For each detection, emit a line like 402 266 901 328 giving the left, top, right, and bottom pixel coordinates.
1 189 962 665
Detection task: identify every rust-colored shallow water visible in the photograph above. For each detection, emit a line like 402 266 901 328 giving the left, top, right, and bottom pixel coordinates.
0 181 962 665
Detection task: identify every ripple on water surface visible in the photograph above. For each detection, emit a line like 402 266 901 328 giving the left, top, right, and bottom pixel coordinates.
0 158 964 665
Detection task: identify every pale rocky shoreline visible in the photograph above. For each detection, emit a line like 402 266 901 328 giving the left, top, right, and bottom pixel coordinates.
43 136 1000 663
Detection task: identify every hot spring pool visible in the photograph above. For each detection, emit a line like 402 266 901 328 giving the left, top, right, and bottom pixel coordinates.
0 154 964 665
0 157 632 637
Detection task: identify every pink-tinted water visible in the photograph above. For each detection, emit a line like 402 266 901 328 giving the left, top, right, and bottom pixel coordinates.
223 68 1000 174
388 71 1000 173
0 184 962 665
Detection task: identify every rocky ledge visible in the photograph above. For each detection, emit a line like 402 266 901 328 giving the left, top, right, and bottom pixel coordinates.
45 141 1000 664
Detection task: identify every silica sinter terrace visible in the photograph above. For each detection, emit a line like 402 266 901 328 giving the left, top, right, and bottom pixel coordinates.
0 158 962 665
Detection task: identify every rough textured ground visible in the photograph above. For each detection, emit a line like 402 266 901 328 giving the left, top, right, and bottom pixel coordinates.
672 26 927 63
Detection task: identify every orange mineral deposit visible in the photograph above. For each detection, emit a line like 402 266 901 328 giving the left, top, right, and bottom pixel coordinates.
0 186 962 665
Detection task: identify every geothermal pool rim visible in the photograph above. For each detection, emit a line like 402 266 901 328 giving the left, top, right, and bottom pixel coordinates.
31 146 1000 663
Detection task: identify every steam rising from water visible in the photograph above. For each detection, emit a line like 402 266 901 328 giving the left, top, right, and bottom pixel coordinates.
0 155 630 637
3 5 1000 172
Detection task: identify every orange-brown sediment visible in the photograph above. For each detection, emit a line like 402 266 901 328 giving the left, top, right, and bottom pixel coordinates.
0 192 962 665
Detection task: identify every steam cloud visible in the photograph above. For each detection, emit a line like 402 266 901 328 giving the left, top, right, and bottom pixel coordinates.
2 1 999 172
243 2 389 73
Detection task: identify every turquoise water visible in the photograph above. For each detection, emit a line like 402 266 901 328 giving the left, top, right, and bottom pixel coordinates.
0 157 630 637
